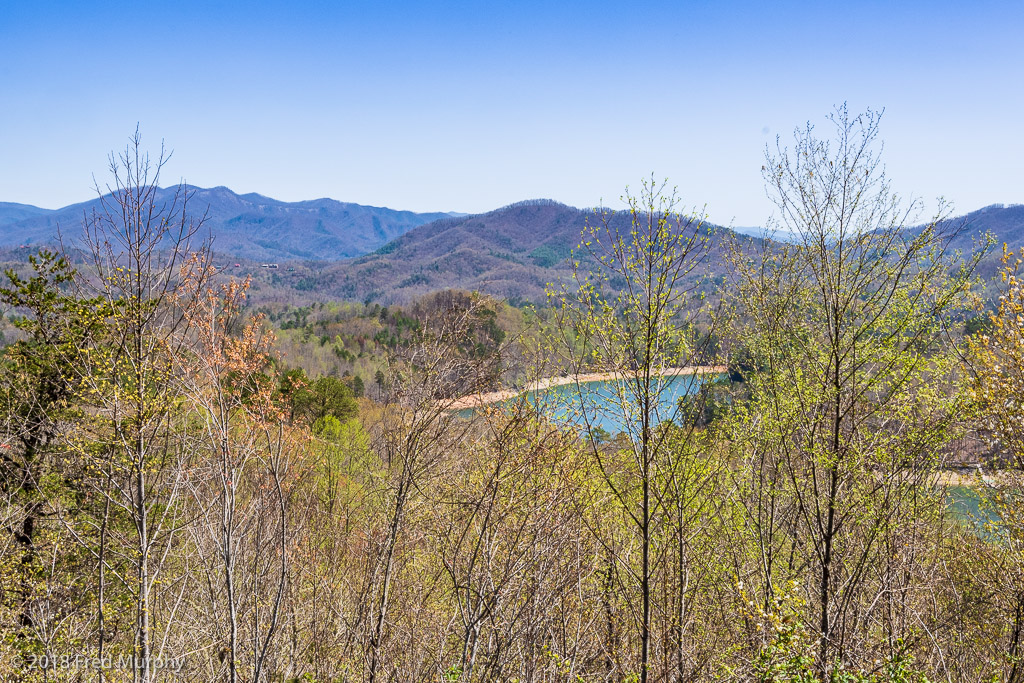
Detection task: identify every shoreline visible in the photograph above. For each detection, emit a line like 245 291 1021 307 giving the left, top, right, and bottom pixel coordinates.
446 365 728 411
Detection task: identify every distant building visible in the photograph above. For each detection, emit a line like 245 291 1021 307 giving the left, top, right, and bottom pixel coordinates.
260 263 279 269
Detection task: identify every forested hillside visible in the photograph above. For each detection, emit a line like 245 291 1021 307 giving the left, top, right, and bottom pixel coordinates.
167 201 746 306
273 199 1023 305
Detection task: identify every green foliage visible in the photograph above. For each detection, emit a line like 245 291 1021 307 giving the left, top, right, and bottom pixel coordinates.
280 368 358 425
398 272 430 288
550 177 723 681
963 313 993 336
529 244 562 267
723 106 987 675
745 584 935 683
587 424 611 444
347 373 365 397
677 375 733 427
306 375 358 423
0 250 111 660
727 346 761 383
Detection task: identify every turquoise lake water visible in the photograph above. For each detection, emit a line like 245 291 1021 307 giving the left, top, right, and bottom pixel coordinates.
946 485 1006 537
462 378 1002 535
462 373 724 435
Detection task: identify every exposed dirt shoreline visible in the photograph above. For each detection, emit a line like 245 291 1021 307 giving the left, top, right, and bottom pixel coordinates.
931 470 1009 488
447 365 728 411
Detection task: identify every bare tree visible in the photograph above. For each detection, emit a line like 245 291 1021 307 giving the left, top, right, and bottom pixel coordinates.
362 294 501 682
725 105 986 674
175 274 294 682
67 129 212 683
430 404 595 681
552 177 719 681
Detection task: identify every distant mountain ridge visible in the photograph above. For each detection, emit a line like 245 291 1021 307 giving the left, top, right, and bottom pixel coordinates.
292 200 743 304
262 201 1024 305
939 203 1024 250
4 188 1023 305
0 202 52 228
0 187 459 260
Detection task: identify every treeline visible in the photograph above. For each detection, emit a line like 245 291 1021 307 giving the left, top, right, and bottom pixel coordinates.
1 114 1023 683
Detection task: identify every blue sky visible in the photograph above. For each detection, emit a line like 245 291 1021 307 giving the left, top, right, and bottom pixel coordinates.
1 0 1021 226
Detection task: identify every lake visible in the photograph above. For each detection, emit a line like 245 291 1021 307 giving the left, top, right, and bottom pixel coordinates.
461 376 1007 537
460 372 726 436
946 484 1007 538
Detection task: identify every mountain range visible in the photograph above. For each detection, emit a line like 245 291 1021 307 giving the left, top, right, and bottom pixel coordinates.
2 187 1022 304
244 201 1024 305
0 187 459 260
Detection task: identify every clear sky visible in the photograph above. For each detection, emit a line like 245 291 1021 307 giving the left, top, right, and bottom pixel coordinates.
1 0 1021 226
